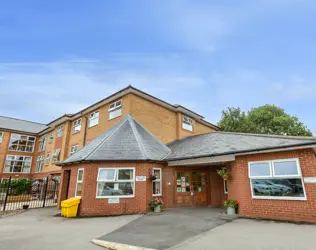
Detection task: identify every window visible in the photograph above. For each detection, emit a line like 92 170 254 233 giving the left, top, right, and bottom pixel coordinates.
224 179 228 194
72 119 82 134
46 153 50 165
9 134 36 152
48 131 54 143
108 100 122 120
89 111 99 127
56 125 64 138
249 159 306 200
38 135 47 152
52 149 61 163
70 145 79 156
4 155 32 173
182 115 193 131
0 132 3 143
152 168 162 196
36 156 44 172
75 169 84 197
96 168 135 198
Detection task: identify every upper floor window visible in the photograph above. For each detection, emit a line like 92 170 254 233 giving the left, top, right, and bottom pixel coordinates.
0 132 3 143
72 119 82 134
36 155 44 173
109 100 122 120
182 115 193 131
89 111 99 128
56 125 64 138
249 159 306 200
70 145 79 156
4 155 32 173
9 134 36 152
53 149 61 163
46 152 51 165
48 131 54 143
38 135 47 152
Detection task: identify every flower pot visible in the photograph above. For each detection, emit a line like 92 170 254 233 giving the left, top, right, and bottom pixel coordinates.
22 204 29 210
227 207 236 216
154 205 161 213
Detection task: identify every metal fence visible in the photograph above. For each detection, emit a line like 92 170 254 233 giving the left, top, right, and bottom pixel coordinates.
0 176 60 211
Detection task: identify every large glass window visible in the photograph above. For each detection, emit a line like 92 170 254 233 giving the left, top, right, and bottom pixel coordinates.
72 119 82 134
182 115 193 131
36 156 44 172
108 100 122 120
9 134 36 152
176 172 191 193
4 155 32 173
53 149 61 163
96 168 135 198
0 132 3 143
89 111 99 127
249 159 306 200
75 168 84 197
38 135 47 152
152 168 162 196
56 125 64 138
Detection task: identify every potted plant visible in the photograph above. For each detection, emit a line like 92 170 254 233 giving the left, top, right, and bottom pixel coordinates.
149 198 163 213
149 170 157 180
217 167 228 179
224 199 239 215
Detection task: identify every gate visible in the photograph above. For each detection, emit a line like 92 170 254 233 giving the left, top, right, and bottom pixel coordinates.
0 176 60 211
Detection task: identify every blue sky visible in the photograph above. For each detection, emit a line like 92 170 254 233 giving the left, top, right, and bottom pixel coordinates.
1 0 316 133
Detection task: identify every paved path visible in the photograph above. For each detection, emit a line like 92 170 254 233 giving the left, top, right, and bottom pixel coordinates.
97 207 234 250
169 218 316 250
0 207 141 250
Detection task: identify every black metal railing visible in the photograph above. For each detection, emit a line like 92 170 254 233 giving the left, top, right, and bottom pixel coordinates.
0 176 60 211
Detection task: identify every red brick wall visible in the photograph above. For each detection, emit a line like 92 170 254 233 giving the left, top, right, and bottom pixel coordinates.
59 162 173 216
229 149 316 223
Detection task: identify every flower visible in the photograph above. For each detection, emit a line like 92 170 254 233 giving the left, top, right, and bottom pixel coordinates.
227 200 230 203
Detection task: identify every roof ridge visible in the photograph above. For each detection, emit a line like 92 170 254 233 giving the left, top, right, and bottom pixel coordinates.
84 116 129 160
127 115 147 159
0 115 46 125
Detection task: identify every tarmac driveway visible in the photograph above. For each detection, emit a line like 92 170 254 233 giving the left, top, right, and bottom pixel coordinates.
0 207 141 250
96 207 234 250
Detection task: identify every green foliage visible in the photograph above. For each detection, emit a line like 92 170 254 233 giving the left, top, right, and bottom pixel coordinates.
218 105 312 136
0 179 32 195
224 199 239 208
149 197 164 208
217 167 228 179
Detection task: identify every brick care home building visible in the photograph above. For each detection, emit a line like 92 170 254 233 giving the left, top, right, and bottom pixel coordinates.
2 85 316 223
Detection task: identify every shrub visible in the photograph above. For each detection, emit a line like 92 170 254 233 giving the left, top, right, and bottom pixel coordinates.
224 199 239 208
0 179 32 195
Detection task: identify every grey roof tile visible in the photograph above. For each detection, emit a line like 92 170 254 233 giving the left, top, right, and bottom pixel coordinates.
60 114 171 165
0 116 48 134
167 132 316 160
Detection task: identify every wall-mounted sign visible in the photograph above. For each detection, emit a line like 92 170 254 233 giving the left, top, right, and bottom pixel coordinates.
304 177 316 183
108 198 120 204
136 176 146 182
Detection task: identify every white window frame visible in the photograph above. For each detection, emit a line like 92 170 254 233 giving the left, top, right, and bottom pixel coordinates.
108 99 122 120
69 145 79 156
89 111 99 128
36 155 44 173
38 135 47 152
72 119 82 134
152 168 162 196
48 131 54 143
248 158 306 201
56 125 64 138
182 115 193 132
8 133 36 153
4 155 32 173
46 153 50 165
96 167 135 199
224 179 228 194
0 132 3 143
52 149 61 163
75 168 84 197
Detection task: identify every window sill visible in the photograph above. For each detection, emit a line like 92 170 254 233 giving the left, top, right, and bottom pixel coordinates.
72 131 81 135
88 124 99 129
108 115 121 121
224 192 228 195
252 196 307 201
4 172 30 174
96 195 135 199
152 194 162 197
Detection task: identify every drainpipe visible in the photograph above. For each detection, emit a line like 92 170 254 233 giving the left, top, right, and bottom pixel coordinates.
83 116 88 146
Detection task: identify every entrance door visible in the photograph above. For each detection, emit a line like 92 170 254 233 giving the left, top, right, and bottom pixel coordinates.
175 171 207 206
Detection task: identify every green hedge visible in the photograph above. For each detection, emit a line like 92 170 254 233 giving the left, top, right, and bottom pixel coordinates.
0 179 32 195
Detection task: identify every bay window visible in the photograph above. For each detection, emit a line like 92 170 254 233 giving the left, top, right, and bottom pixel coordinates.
4 155 32 173
75 168 84 197
182 115 193 131
36 156 44 172
249 159 306 200
89 111 99 127
108 100 122 120
96 168 135 198
9 134 36 152
152 168 162 196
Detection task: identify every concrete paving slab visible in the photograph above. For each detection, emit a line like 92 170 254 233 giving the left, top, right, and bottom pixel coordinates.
97 207 235 250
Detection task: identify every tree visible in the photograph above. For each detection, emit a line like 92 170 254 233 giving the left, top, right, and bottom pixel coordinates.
218 105 312 136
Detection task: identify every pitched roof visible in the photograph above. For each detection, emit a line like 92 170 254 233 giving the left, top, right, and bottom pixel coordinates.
0 116 48 134
59 114 171 165
167 132 316 161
